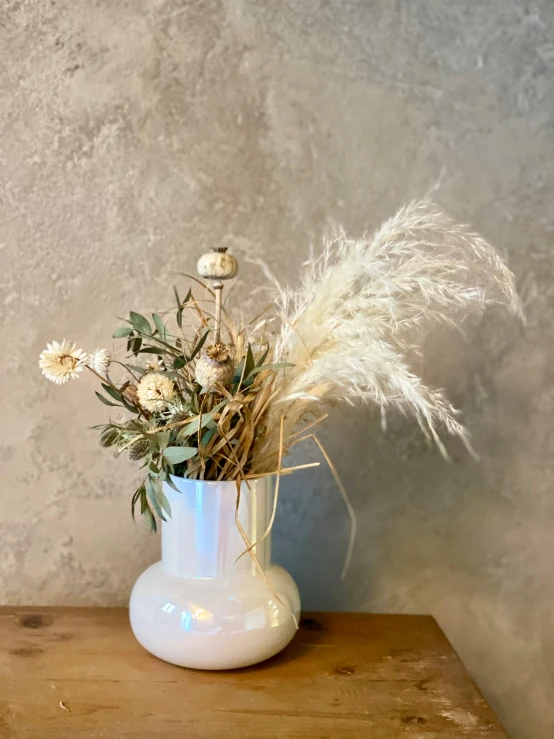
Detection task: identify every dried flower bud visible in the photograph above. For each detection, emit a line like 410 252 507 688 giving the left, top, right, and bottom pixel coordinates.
128 438 151 461
121 383 140 407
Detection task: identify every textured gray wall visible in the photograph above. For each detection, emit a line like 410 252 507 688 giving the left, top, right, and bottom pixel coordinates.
1 1 552 737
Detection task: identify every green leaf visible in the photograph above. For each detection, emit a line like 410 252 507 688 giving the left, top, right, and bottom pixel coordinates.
161 469 182 494
101 383 123 403
130 337 142 354
256 345 270 368
131 485 143 521
130 311 152 335
140 486 148 514
142 506 157 533
152 313 166 340
201 428 216 449
127 365 146 376
162 446 198 464
177 401 226 440
113 326 133 339
152 430 170 451
174 286 183 328
137 346 165 355
95 391 120 407
173 355 188 370
159 489 172 518
232 358 245 384
190 329 209 361
244 344 256 379
146 476 167 522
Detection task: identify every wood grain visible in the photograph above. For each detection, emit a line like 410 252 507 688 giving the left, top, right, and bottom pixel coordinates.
0 608 507 738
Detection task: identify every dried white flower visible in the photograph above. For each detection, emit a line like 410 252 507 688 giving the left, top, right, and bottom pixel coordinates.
88 348 110 375
136 372 175 412
39 340 88 384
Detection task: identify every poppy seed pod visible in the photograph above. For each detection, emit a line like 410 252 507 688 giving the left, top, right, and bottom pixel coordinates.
197 249 238 281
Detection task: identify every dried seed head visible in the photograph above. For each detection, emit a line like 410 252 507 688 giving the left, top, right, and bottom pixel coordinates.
99 427 119 448
170 410 191 426
128 438 151 461
197 249 238 280
195 346 235 388
206 343 232 362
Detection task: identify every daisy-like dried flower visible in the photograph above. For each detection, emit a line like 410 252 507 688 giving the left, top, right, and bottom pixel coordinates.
88 348 110 375
136 373 175 413
39 340 88 385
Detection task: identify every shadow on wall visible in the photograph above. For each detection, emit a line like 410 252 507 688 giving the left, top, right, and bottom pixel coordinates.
274 308 546 735
273 309 526 613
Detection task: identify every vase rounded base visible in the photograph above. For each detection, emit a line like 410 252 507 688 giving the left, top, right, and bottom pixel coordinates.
129 562 300 670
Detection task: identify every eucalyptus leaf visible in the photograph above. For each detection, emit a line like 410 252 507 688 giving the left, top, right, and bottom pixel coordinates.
95 391 120 407
146 476 167 522
173 355 188 370
152 313 166 340
127 365 147 376
142 506 157 533
113 326 133 339
201 428 216 449
137 347 166 355
161 470 182 494
162 446 198 464
101 383 123 403
140 486 148 514
177 402 226 440
130 311 152 335
152 430 170 451
159 489 172 518
131 485 143 521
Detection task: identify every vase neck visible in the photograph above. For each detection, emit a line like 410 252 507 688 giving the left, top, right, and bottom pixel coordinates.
161 476 273 578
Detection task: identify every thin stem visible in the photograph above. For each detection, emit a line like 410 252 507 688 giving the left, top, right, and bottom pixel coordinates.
214 282 223 344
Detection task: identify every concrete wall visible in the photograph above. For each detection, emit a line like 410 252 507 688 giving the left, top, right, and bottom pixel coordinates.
1 2 552 737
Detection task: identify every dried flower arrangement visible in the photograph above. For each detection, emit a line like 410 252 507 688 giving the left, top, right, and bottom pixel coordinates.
39 201 521 535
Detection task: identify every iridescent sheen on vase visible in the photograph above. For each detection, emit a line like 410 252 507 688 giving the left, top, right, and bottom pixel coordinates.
129 475 300 669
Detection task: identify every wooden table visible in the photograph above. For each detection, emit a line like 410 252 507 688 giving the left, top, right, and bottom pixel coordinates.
0 608 507 738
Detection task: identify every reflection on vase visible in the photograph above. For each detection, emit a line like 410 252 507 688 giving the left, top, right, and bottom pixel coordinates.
130 475 300 669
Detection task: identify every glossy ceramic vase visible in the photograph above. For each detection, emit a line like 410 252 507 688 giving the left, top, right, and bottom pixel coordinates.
129 475 300 670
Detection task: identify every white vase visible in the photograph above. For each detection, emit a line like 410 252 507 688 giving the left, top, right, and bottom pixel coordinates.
129 475 301 670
